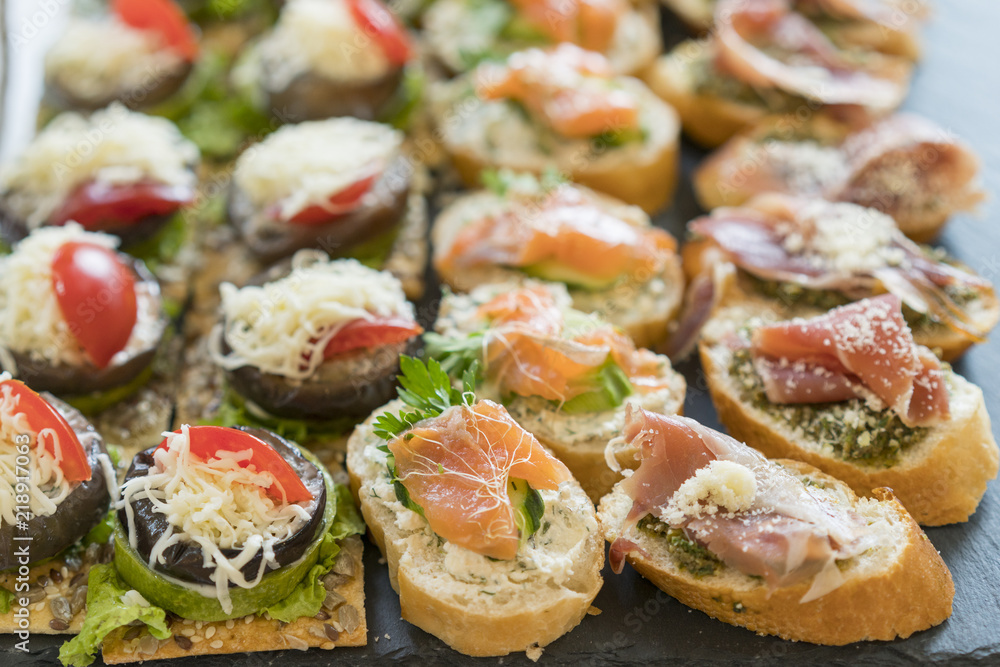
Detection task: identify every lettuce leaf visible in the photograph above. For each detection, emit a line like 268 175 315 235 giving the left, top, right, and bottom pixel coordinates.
204 386 355 444
0 587 12 614
58 564 172 667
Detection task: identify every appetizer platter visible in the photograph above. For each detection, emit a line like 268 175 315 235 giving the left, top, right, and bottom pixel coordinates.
1 0 999 665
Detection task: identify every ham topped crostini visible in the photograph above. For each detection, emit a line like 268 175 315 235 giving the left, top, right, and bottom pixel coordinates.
211 251 422 424
430 282 685 500
0 105 198 253
44 0 198 112
598 406 954 644
423 0 662 75
673 194 998 361
430 45 681 212
694 113 984 241
647 0 913 147
432 172 684 347
0 225 167 404
698 295 998 525
236 0 414 122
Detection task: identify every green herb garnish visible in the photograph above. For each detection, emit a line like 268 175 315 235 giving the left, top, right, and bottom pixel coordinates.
372 356 477 441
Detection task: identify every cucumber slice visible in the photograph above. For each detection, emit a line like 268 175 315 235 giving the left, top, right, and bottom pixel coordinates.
521 260 619 291
559 362 633 414
113 445 336 622
509 478 544 549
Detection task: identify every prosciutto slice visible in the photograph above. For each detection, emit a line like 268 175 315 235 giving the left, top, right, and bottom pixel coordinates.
751 294 950 426
714 0 910 110
797 0 928 29
609 407 872 600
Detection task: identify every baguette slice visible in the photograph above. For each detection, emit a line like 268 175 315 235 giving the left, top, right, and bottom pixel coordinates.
598 459 955 645
696 282 999 526
431 73 680 213
432 187 684 349
346 400 604 656
434 281 687 502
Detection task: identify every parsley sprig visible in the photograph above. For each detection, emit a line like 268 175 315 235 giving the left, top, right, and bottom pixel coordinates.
373 356 478 441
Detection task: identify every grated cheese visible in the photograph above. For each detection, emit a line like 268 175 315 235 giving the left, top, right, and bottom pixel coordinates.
251 0 394 92
44 17 184 106
0 224 165 369
661 460 756 526
788 200 903 274
212 251 414 380
0 372 79 526
118 425 314 614
0 104 198 229
232 118 402 221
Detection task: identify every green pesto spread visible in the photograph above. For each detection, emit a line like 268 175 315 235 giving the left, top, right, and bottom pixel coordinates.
638 515 720 578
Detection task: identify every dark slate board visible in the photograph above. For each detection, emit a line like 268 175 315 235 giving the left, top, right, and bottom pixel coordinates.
4 2 1000 665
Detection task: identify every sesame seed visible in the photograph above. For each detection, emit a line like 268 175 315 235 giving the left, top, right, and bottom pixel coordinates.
205 626 216 639
210 640 224 649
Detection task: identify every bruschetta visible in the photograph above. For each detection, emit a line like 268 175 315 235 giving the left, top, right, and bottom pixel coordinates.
59 425 367 664
346 358 604 656
0 376 115 635
646 0 912 147
698 294 999 525
598 406 954 644
429 44 680 212
208 251 422 429
672 194 998 361
432 172 684 347
0 104 198 254
423 0 662 76
235 0 415 123
43 0 198 113
694 113 984 242
430 281 686 501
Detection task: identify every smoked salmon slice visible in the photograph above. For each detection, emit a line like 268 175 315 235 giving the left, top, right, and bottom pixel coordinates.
609 406 872 599
441 183 676 284
751 294 950 426
509 0 626 53
388 400 572 560
475 44 640 139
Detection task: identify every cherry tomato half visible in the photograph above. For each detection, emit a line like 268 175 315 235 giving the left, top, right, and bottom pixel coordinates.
0 380 91 482
283 173 379 226
158 426 313 504
323 315 423 358
112 0 199 62
50 180 194 230
346 0 412 66
51 242 138 370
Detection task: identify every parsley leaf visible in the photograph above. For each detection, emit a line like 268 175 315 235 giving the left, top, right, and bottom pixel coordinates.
373 357 477 441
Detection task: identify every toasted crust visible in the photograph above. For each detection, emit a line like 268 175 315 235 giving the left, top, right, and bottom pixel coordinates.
346 401 605 656
100 537 366 663
644 44 766 148
0 557 95 634
432 189 685 349
598 464 954 645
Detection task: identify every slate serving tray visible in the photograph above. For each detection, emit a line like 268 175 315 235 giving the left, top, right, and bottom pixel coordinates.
4 2 999 665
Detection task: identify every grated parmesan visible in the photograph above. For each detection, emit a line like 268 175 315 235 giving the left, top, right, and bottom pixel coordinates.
232 118 402 221
0 224 165 369
0 104 198 229
118 425 314 614
212 251 414 380
45 17 184 106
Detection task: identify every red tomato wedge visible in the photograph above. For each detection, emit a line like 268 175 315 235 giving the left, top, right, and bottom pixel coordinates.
283 173 379 226
0 380 91 482
112 0 199 61
51 242 138 370
346 0 412 66
389 401 571 560
50 180 194 230
158 426 313 504
322 315 423 358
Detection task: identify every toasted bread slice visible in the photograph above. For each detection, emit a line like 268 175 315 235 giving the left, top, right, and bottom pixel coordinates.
346 400 604 656
431 75 680 213
434 282 687 502
432 188 685 349
598 459 954 644
695 281 999 526
0 552 107 635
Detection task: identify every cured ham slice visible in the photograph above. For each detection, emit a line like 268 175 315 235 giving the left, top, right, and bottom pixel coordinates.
441 183 676 284
751 294 950 426
609 407 872 599
388 400 572 560
475 286 672 402
686 195 994 342
798 0 929 31
714 0 910 110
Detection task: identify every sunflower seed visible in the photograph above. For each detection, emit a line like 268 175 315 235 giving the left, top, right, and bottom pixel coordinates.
49 619 69 632
323 623 340 642
173 635 193 650
338 605 360 634
49 596 73 623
